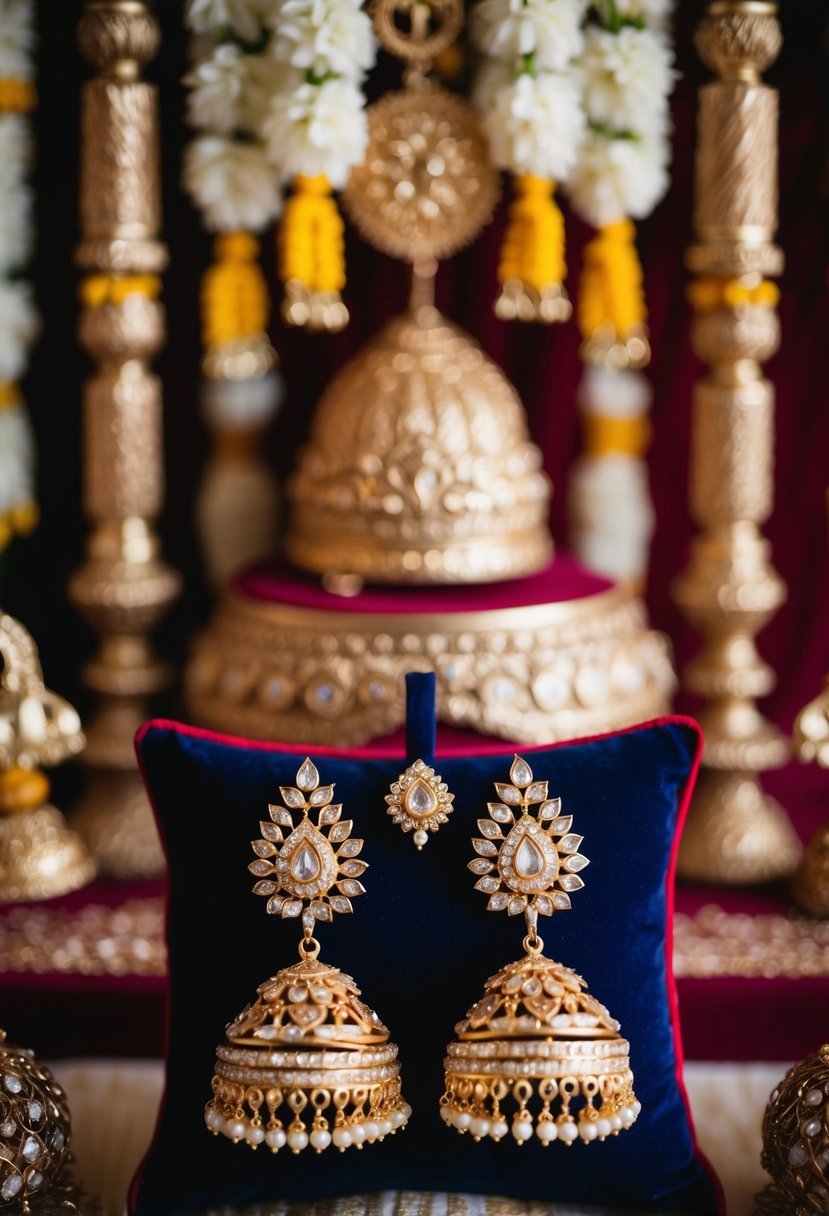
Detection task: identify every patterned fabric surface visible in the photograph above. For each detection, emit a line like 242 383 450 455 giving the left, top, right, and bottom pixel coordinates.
49 1059 776 1216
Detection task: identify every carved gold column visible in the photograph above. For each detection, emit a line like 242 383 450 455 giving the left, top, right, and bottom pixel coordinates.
673 1 801 884
67 1 180 878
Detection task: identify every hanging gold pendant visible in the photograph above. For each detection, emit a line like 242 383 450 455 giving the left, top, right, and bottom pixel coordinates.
441 756 639 1145
385 758 455 851
205 758 411 1153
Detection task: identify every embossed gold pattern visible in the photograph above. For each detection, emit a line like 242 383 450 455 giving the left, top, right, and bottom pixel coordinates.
286 306 552 584
185 582 674 747
672 1 800 885
68 1 179 879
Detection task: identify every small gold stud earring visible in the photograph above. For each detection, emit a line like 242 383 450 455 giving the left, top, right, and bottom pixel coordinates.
385 758 455 850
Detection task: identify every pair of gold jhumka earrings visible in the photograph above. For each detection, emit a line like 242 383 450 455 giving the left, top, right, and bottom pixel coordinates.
205 756 640 1154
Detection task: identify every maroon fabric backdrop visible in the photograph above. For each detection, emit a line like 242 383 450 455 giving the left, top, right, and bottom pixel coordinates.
3 0 829 816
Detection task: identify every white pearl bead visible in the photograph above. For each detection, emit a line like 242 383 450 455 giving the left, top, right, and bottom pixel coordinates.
470 1117 490 1139
490 1120 509 1141
595 1118 612 1139
619 1107 635 1127
364 1121 380 1141
265 1128 286 1150
379 1119 393 1137
512 1120 533 1143
351 1124 367 1144
288 1129 309 1153
631 1101 642 1117
440 1106 452 1123
806 1089 824 1107
559 1122 578 1144
579 1122 598 1142
205 1108 223 1132
789 1143 808 1167
332 1127 352 1150
610 1114 623 1131
227 1119 247 1142
391 1109 407 1128
401 1103 412 1120
536 1122 557 1143
310 1129 331 1152
456 1111 472 1131
246 1125 265 1146
414 830 428 847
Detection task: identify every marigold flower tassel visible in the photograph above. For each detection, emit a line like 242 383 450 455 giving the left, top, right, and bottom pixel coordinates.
279 175 349 333
578 220 651 369
197 232 283 586
495 176 572 324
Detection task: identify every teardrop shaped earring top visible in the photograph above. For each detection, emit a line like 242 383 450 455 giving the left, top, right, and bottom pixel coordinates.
386 758 455 850
442 755 640 1146
206 757 411 1154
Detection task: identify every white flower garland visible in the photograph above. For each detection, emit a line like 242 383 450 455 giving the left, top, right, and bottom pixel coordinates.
183 3 282 233
260 0 376 188
0 0 38 549
566 1 676 585
567 2 675 227
470 0 588 181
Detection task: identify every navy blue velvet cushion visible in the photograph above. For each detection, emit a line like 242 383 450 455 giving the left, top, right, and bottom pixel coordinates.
133 718 719 1215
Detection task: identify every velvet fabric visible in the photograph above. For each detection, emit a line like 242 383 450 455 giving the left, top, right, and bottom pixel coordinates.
234 555 612 615
132 716 719 1215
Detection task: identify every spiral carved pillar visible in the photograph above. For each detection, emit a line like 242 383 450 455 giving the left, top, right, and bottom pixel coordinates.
673 1 801 884
67 1 180 877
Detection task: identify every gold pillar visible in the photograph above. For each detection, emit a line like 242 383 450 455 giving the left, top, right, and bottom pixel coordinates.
673 2 801 884
67 1 180 878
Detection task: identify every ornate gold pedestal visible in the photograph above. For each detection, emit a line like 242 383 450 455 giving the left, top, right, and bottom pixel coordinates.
791 681 829 918
67 2 180 878
672 1 801 884
186 576 674 747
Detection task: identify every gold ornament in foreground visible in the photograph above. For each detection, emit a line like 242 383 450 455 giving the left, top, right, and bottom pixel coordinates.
206 759 410 1155
756 1045 829 1215
672 0 800 885
185 581 675 747
441 757 638 1145
0 1030 102 1213
0 613 94 903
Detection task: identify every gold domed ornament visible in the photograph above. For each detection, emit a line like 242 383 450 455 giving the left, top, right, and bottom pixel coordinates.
756 1045 829 1215
284 0 553 586
441 756 639 1146
0 1031 100 1213
206 758 411 1154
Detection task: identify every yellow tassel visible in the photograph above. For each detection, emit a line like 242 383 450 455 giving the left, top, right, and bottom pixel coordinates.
0 78 36 113
578 219 650 369
278 175 348 332
495 176 572 324
584 413 651 459
201 232 271 352
80 273 161 308
686 275 779 312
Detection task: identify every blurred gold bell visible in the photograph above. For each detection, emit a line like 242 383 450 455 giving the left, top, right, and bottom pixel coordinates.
285 305 552 585
0 612 94 901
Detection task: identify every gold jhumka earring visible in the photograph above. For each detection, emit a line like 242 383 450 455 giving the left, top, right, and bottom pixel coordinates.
441 756 640 1145
205 758 411 1154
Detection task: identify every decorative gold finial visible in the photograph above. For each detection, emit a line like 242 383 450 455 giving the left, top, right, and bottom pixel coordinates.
0 613 94 902
673 0 800 884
